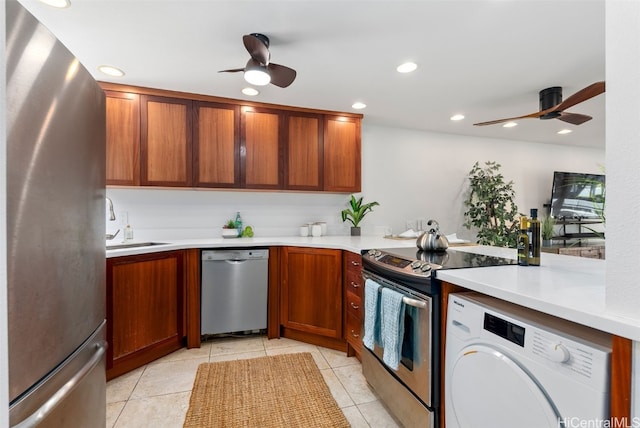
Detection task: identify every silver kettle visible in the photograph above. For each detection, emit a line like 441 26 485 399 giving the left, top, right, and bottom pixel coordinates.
416 219 449 252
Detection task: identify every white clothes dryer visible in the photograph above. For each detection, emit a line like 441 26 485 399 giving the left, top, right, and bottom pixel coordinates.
445 292 611 428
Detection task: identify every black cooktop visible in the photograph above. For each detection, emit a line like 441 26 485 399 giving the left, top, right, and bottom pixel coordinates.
377 247 517 270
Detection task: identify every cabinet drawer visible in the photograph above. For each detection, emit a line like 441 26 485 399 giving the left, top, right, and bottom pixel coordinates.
345 312 362 348
345 269 363 295
346 291 362 319
344 251 362 272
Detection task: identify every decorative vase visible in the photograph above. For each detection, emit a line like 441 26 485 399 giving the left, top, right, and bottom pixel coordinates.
222 228 239 238
542 239 552 247
350 227 361 236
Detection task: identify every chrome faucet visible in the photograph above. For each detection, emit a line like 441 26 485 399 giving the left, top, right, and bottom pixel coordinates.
105 197 119 240
106 197 116 221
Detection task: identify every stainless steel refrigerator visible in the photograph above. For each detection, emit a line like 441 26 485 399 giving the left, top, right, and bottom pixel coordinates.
6 1 107 426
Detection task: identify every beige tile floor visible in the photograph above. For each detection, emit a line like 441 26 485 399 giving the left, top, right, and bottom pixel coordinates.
106 335 401 428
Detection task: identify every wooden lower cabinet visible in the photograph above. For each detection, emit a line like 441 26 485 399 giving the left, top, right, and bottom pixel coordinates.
106 251 185 380
279 246 346 351
344 251 363 359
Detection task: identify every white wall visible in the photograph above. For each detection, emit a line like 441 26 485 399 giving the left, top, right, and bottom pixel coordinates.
605 0 640 419
107 125 604 243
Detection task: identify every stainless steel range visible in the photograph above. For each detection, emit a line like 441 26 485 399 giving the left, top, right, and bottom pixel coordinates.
361 247 516 428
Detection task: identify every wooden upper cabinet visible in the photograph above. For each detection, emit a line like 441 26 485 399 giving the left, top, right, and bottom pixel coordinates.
241 107 283 189
284 112 323 191
105 91 140 186
324 115 361 192
193 101 240 188
140 95 193 187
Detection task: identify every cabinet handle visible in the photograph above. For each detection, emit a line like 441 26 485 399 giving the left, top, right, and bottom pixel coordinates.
350 330 360 338
350 281 360 288
350 260 360 266
350 302 360 310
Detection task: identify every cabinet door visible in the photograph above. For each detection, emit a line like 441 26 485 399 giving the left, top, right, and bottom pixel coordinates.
106 251 185 379
140 95 192 187
280 247 343 338
323 115 361 192
284 112 323 190
241 107 283 189
193 101 240 188
105 91 140 185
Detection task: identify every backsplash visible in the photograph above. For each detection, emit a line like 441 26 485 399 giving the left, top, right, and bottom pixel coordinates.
105 188 367 240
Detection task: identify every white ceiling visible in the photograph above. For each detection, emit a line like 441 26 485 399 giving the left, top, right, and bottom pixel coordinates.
18 0 605 149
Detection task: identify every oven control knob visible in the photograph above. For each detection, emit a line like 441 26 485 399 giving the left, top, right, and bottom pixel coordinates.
420 264 432 272
367 249 376 256
411 261 422 269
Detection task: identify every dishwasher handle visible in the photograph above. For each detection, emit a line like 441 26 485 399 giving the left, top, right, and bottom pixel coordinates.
202 249 269 261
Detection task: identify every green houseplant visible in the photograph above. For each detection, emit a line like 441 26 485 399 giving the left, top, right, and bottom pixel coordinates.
341 195 379 236
541 215 555 246
463 161 520 248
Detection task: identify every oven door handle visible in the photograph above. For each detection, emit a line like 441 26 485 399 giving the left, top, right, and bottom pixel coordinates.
402 296 427 309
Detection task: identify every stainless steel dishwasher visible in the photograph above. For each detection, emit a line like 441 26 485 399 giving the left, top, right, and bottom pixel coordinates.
201 248 269 336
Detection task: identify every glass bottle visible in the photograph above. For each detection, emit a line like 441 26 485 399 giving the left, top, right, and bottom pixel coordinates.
517 216 529 266
528 209 541 266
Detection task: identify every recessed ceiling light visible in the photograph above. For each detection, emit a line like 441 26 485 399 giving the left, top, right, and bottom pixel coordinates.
352 102 367 110
558 129 573 135
98 65 125 77
396 62 418 73
242 87 259 96
39 0 71 8
450 114 465 121
503 122 518 128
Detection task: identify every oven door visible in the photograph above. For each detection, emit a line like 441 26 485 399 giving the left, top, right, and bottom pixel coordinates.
362 270 433 407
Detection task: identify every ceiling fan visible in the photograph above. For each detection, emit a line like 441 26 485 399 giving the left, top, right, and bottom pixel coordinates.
219 33 297 88
473 81 605 127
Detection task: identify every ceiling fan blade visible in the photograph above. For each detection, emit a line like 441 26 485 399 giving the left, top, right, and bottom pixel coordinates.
473 111 545 126
243 34 270 65
557 112 593 125
553 81 605 112
267 63 297 88
218 68 245 73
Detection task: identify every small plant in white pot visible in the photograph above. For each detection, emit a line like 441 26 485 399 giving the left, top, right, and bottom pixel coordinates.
341 195 379 236
222 219 238 238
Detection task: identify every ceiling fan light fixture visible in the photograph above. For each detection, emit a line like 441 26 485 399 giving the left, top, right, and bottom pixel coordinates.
503 122 518 128
244 68 271 86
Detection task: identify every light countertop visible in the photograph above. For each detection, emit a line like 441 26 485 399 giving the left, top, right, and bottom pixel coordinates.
106 236 640 341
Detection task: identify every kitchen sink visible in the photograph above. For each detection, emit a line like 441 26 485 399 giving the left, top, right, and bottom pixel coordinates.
106 242 169 250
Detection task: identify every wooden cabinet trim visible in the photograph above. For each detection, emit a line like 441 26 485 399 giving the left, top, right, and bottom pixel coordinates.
100 81 364 119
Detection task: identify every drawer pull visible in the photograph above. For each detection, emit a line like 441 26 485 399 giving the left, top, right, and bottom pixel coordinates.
350 302 360 310
350 281 360 288
350 330 360 338
350 260 360 266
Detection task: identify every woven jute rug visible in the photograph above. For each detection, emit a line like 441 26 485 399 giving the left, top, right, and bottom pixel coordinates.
183 352 351 427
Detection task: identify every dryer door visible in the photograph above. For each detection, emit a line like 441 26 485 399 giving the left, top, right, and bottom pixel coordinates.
448 344 560 428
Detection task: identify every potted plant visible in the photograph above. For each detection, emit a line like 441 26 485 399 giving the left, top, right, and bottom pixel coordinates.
541 215 555 247
341 195 379 236
222 219 238 238
463 161 520 247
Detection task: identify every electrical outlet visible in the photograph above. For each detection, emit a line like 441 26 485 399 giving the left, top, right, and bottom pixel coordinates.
119 211 128 226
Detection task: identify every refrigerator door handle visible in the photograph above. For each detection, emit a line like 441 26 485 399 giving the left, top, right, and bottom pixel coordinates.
12 341 107 428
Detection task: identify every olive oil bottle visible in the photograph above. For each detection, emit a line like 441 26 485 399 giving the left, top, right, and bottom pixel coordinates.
517 216 529 266
528 209 541 266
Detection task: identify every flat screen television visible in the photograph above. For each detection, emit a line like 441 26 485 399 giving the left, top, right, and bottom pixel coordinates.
550 171 605 220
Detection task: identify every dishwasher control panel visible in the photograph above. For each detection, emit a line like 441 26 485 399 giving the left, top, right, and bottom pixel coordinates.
202 249 269 261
